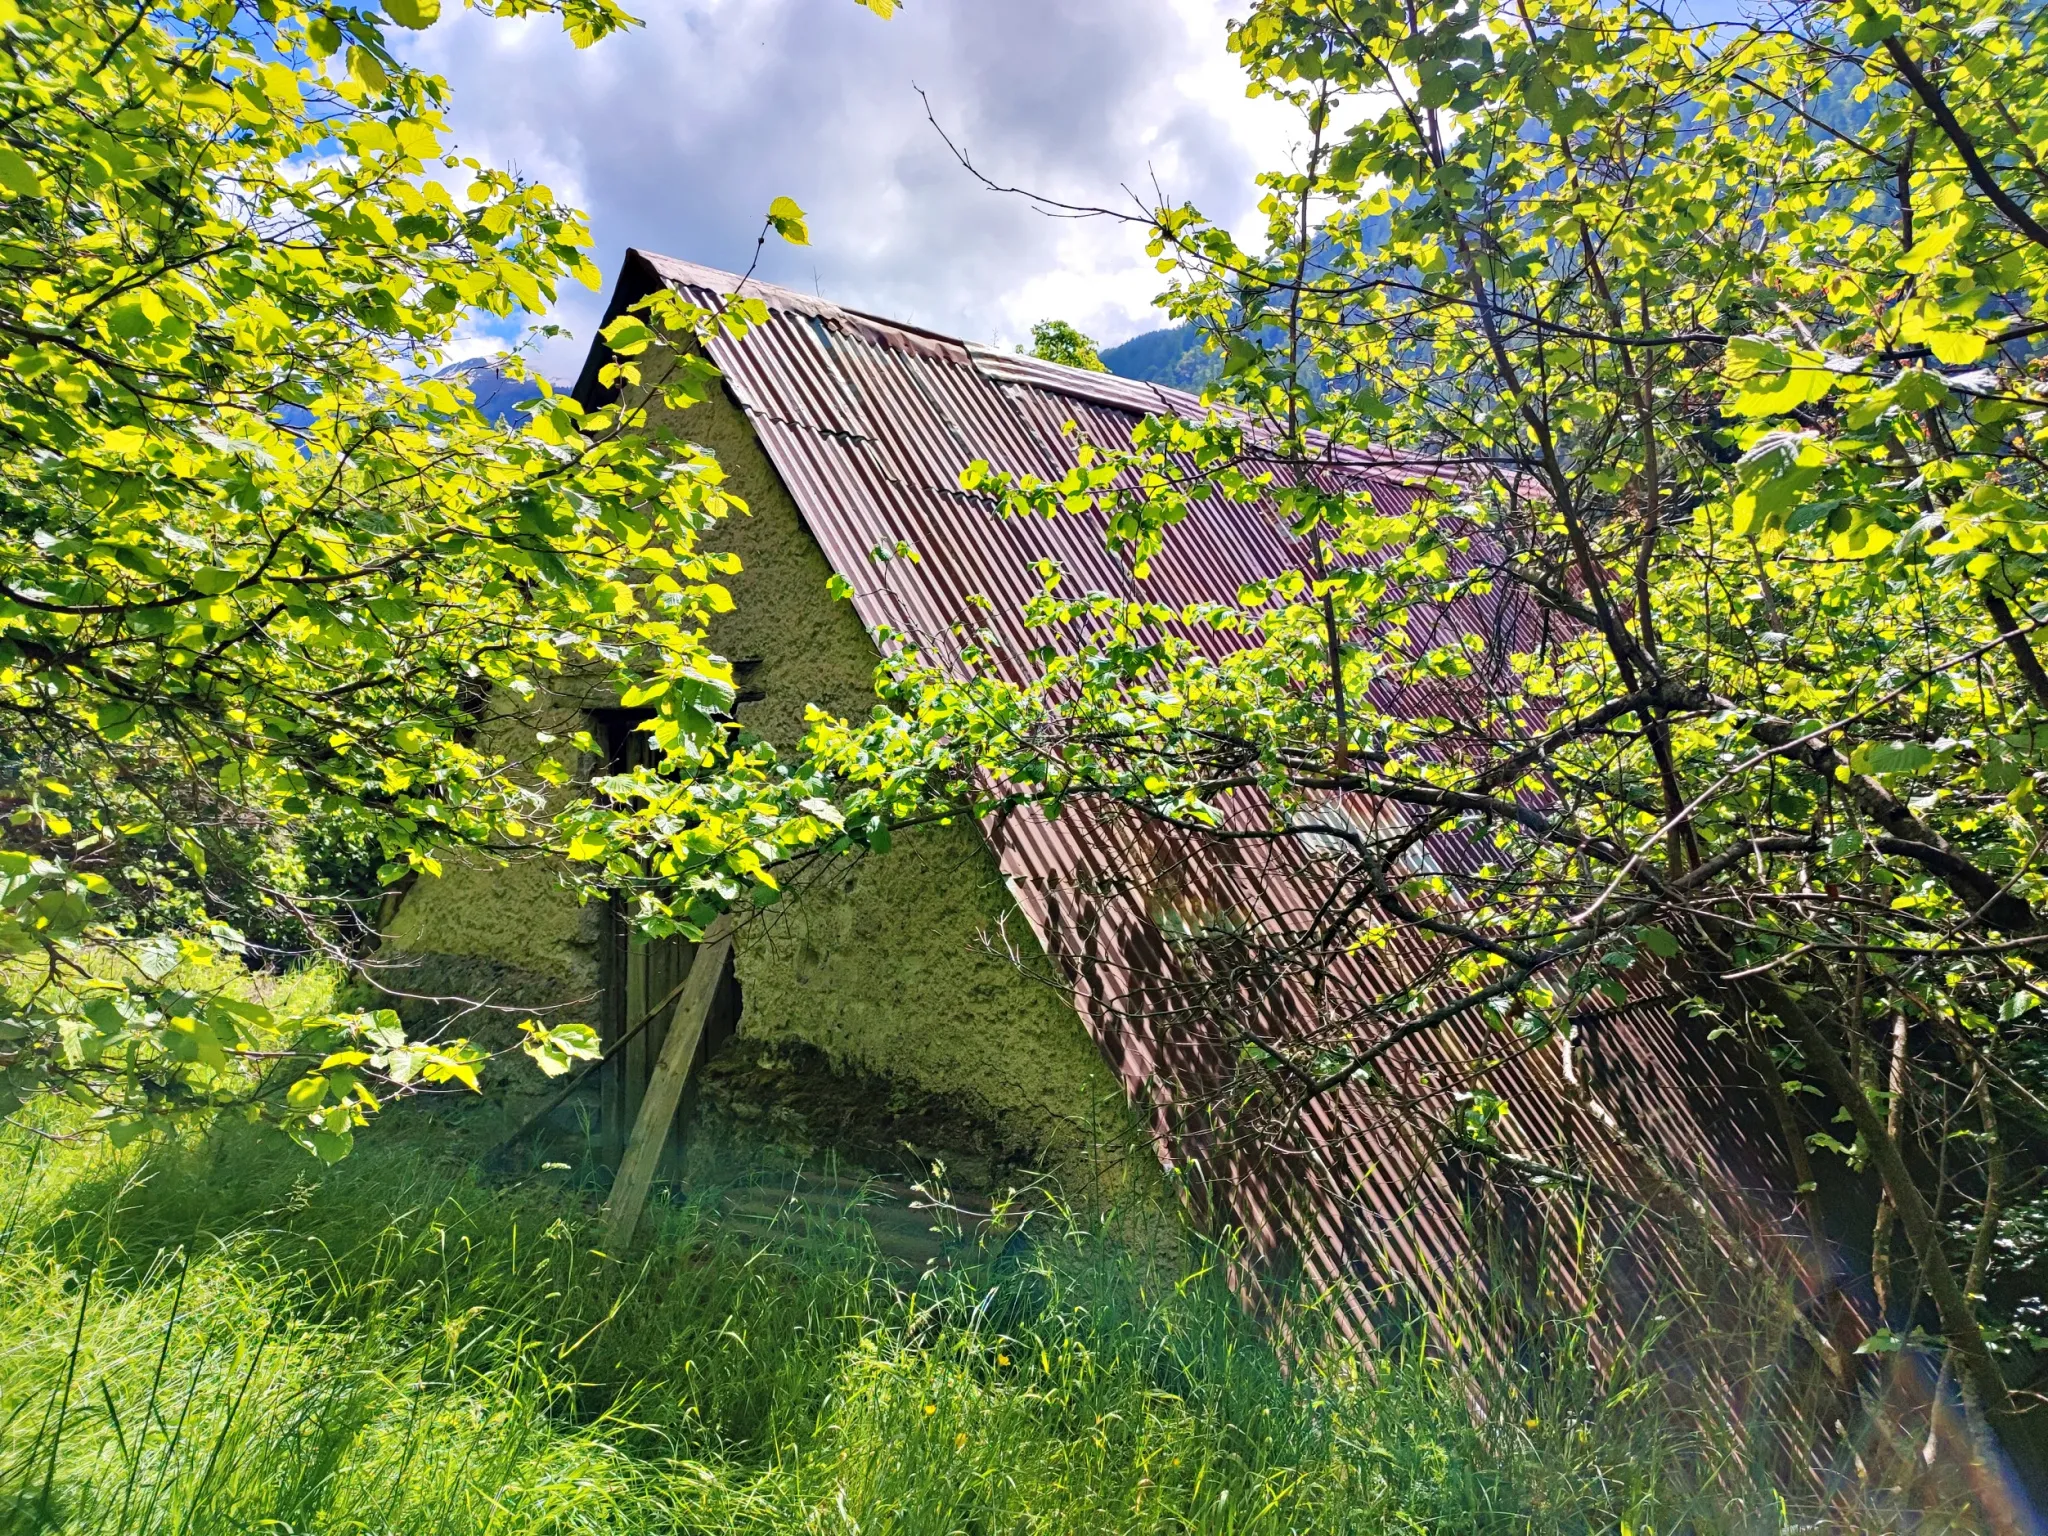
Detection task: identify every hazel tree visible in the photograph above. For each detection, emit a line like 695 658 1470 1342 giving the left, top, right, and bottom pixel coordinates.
0 0 791 1157
607 0 2048 1444
984 0 2048 1433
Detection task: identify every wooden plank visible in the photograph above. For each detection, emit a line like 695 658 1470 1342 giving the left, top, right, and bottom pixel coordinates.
599 892 631 1169
622 936 644 1130
648 931 695 1162
600 914 734 1250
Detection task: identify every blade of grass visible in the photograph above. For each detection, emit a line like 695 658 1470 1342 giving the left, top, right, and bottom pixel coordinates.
33 1264 93 1529
170 1313 274 1536
114 1250 188 1536
0 1137 43 1260
135 1355 207 1536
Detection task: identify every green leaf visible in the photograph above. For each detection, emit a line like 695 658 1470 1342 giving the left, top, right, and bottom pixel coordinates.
135 934 182 980
1924 331 1988 366
767 195 809 246
348 45 390 93
1726 363 1833 417
1890 367 1954 411
1639 927 1680 959
108 297 159 339
421 1044 483 1092
601 316 655 356
520 1019 600 1076
383 0 441 28
1849 740 1935 776
1981 755 2027 792
552 1022 601 1059
0 144 44 199
286 1073 330 1110
1843 0 1901 44
393 119 440 160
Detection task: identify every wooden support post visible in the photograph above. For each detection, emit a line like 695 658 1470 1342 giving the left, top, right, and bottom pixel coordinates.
600 914 733 1252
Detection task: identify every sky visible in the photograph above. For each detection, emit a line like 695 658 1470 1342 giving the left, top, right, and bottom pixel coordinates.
404 0 1299 375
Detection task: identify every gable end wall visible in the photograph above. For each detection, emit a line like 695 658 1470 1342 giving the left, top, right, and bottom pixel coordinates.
377 347 1147 1182
659 370 1142 1171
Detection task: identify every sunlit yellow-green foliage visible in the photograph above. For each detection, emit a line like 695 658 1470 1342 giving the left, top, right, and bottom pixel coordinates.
1027 320 1109 372
0 0 798 1155
607 0 2048 1438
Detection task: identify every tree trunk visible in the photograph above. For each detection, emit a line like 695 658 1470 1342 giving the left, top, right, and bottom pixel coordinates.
1748 975 2014 1425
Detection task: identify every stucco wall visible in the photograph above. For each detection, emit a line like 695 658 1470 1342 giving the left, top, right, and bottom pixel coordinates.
655 369 1140 1169
375 685 607 1028
380 842 601 1009
379 342 1144 1178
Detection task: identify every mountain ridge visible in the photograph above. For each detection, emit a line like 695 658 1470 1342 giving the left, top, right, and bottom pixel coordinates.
1099 323 1217 390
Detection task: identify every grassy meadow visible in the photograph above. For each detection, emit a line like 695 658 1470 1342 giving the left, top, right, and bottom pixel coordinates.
0 1098 2001 1536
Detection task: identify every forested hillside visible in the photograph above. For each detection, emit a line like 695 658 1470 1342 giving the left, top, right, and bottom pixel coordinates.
1101 324 1219 389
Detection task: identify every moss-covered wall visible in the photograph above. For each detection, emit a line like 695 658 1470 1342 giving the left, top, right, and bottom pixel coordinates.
379 341 1145 1179
654 372 1139 1170
375 684 608 1027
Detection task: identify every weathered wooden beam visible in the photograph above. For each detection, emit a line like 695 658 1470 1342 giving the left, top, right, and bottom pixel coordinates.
600 913 733 1251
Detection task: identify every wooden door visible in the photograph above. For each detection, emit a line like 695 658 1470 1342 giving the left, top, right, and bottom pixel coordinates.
593 710 740 1171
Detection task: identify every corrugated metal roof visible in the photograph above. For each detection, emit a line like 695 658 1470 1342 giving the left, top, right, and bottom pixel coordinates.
587 250 1790 1332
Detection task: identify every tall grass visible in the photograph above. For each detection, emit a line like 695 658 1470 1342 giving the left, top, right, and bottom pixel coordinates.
0 1120 1992 1534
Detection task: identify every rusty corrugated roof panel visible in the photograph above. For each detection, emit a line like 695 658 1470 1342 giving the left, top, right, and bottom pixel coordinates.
596 250 1789 1331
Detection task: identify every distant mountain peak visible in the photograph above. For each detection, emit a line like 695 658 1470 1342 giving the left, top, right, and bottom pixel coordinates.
436 356 547 425
1099 324 1218 391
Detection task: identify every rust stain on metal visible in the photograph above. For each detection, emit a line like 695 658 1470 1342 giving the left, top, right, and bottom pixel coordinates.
582 251 1789 1332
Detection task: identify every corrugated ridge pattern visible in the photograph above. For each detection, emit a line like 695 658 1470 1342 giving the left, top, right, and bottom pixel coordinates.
634 251 1789 1331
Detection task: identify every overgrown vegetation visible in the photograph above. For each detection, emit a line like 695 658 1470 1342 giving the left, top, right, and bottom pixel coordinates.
0 0 829 1154
9 0 2048 1517
0 1108 1996 1535
580 0 2048 1459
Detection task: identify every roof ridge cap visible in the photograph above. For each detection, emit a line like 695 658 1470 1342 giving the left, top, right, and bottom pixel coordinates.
631 249 1218 410
965 343 1207 417
635 249 977 354
633 249 844 322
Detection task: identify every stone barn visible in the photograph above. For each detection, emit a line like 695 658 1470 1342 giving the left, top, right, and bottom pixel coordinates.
380 251 1786 1319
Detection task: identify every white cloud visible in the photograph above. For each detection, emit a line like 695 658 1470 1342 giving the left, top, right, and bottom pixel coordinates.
402 0 1297 376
